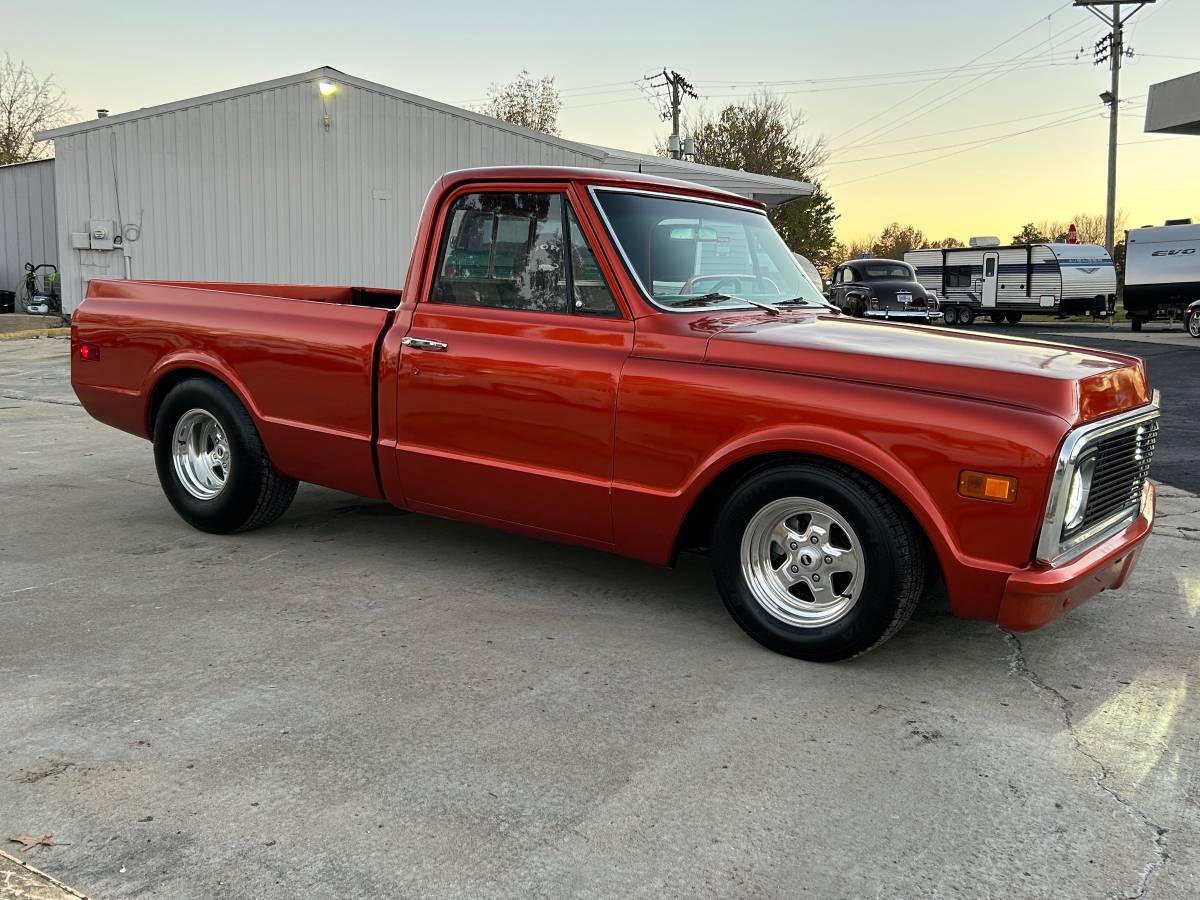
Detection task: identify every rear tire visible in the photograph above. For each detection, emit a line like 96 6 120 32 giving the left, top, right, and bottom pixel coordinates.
153 378 298 534
959 306 976 325
989 313 1005 324
710 462 927 661
1004 313 1022 324
1130 316 1144 333
1188 312 1200 339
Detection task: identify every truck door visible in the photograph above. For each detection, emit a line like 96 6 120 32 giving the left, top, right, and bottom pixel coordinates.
981 252 999 307
394 187 631 545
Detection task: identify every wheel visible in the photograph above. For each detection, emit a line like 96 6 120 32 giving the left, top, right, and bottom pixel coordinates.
959 306 976 325
153 377 298 534
989 313 1005 324
1188 313 1200 339
710 462 928 661
1130 316 1144 333
1004 313 1022 324
942 306 958 326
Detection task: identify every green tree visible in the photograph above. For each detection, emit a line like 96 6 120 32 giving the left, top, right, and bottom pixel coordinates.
872 223 927 260
0 54 73 164
936 236 964 248
479 71 562 135
1011 223 1048 244
684 94 840 272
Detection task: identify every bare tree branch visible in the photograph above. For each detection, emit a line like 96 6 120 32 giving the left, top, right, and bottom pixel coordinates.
0 54 74 164
478 71 561 136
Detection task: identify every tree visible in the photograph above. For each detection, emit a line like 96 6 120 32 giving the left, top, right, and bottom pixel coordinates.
0 55 73 164
936 236 964 248
1012 223 1048 244
684 93 840 272
479 71 561 135
871 222 927 260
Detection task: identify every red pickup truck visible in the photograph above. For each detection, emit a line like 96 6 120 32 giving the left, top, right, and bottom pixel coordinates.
71 166 1159 660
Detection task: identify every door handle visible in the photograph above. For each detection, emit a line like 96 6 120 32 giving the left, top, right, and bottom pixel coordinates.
401 337 448 351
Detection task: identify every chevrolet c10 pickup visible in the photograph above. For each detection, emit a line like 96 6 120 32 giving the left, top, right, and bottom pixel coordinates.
70 166 1160 661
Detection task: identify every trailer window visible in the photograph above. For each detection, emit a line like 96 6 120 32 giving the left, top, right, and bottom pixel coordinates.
945 265 975 288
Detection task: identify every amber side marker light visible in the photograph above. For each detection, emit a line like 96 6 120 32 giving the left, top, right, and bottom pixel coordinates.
958 470 1017 503
78 342 101 361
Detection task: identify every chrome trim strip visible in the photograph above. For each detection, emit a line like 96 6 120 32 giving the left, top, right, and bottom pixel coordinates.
863 310 943 319
1036 392 1160 565
587 185 820 316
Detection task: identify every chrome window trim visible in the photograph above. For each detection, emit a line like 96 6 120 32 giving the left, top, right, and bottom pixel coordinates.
587 185 817 315
1036 391 1160 566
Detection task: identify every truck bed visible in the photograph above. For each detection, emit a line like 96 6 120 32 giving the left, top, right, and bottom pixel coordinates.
72 280 401 498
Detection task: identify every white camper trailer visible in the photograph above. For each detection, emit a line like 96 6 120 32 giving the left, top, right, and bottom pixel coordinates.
905 237 1116 325
1123 221 1199 331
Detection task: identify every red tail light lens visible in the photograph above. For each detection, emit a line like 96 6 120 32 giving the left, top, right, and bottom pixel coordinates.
79 342 101 361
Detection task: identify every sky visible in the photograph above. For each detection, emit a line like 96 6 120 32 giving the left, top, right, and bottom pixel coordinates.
5 0 1197 245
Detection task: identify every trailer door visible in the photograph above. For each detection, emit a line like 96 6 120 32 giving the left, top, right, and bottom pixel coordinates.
981 252 999 307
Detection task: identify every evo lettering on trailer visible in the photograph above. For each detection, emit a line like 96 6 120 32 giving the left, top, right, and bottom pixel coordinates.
1151 248 1197 256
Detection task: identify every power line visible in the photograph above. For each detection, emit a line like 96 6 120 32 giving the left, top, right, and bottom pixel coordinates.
827 2 1077 149
827 108 1107 189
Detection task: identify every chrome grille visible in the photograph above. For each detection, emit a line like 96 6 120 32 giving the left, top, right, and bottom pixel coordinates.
1076 419 1158 532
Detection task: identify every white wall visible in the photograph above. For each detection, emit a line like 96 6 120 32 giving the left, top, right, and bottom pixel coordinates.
0 159 57 303
50 75 604 312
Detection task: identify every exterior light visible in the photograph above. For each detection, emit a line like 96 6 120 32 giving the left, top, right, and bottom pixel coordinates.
957 470 1018 504
319 80 336 96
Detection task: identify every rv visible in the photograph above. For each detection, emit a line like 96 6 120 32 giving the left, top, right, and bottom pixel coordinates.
1123 221 1199 331
905 237 1116 325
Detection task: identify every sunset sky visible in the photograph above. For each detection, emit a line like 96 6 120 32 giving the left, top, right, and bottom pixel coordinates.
7 0 1197 244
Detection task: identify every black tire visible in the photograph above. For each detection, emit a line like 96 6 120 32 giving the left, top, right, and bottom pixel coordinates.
153 377 298 534
959 306 976 325
710 461 928 661
943 306 959 326
1004 313 1022 324
989 313 1005 324
1188 312 1200 339
1130 316 1144 333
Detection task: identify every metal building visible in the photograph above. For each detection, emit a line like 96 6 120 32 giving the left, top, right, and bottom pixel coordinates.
0 159 58 304
34 67 813 314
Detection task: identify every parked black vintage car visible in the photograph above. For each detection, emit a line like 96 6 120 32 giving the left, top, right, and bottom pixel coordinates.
827 259 942 323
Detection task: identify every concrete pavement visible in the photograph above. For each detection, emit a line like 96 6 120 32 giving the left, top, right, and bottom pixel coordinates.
2 336 1197 899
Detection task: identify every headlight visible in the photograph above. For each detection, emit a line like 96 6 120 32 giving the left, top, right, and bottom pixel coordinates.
1063 457 1096 534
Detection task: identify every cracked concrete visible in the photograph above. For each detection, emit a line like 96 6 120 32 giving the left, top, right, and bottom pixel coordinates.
2 335 1199 899
1002 631 1171 900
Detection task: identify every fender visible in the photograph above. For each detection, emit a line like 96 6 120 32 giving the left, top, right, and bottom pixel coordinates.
614 424 1016 611
142 350 267 440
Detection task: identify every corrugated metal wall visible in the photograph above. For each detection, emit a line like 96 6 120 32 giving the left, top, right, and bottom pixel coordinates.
51 77 604 312
0 159 58 302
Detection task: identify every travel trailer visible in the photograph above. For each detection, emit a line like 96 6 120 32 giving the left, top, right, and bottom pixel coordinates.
1123 221 1199 331
905 237 1116 325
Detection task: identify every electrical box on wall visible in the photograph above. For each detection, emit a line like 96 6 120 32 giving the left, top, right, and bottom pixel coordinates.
88 219 116 251
70 233 90 250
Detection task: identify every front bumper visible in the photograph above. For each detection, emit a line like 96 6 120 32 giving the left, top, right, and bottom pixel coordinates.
863 309 943 320
996 481 1155 631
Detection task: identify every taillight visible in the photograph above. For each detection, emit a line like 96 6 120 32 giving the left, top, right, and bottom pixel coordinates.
79 342 101 361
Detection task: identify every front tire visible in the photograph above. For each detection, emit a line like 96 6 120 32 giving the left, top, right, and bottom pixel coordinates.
1131 316 1144 333
989 313 1005 324
711 462 927 661
1004 312 1022 324
1188 312 1200 338
153 378 298 534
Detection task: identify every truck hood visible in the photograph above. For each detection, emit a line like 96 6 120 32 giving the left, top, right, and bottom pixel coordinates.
703 312 1150 424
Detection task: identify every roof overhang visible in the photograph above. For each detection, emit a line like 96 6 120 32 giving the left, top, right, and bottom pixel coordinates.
1145 70 1200 135
593 146 814 207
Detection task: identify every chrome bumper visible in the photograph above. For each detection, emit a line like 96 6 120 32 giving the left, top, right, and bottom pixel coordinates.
864 309 943 319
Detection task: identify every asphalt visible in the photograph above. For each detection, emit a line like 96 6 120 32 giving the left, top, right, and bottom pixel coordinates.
1 326 1198 899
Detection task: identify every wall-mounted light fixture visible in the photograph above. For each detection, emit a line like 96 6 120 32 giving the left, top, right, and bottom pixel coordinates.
319 80 336 129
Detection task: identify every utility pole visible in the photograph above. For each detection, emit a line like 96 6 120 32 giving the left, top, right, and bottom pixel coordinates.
1073 1 1154 254
648 69 698 159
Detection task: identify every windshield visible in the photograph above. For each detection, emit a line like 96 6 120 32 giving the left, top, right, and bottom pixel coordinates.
862 263 914 280
592 189 828 311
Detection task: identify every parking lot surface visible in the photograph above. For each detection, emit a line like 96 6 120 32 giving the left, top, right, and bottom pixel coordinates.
2 325 1198 899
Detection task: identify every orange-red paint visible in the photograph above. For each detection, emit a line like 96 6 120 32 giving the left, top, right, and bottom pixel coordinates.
71 166 1157 630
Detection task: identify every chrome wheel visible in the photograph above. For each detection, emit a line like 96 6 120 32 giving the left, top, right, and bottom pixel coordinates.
171 409 231 500
1188 314 1200 338
739 497 865 628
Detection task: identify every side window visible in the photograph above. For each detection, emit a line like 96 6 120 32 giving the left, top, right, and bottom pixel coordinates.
984 256 997 278
434 192 568 313
945 265 974 288
841 267 855 284
565 204 620 316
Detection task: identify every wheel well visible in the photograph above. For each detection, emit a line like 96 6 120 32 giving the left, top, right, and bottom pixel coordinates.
147 368 225 435
673 452 942 581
